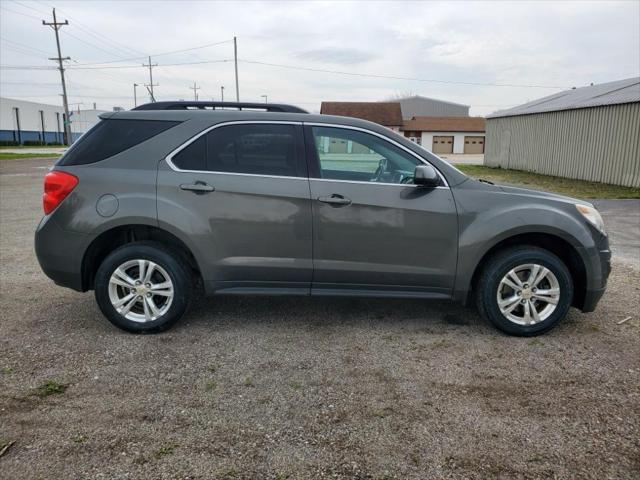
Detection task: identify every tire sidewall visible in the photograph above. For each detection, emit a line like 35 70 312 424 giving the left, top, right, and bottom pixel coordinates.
481 249 573 336
94 242 190 333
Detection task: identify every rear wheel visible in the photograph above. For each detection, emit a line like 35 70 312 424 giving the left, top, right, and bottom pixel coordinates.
94 242 192 333
476 246 573 336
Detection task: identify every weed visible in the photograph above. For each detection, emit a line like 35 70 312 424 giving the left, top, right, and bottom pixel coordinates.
2 367 13 374
205 380 217 392
33 380 68 397
289 382 302 391
154 443 176 458
528 339 544 347
243 377 254 387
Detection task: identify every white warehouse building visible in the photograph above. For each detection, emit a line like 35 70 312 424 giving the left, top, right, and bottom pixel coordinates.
0 97 111 144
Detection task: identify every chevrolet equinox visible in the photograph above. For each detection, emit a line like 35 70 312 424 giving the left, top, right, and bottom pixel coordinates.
35 101 611 336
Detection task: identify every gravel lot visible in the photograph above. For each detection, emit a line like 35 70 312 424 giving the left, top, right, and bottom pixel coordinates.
1 158 639 479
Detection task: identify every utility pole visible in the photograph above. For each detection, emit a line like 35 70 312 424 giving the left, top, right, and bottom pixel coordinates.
220 86 225 102
189 82 201 101
261 94 268 104
133 83 138 107
143 56 158 102
43 8 72 146
233 37 239 101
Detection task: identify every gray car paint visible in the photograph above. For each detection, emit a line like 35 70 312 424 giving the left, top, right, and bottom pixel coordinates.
35 108 610 312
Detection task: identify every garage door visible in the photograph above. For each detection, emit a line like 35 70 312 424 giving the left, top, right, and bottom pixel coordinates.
432 136 453 154
464 136 485 154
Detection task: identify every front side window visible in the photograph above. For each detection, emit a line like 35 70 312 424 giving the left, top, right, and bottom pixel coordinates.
311 126 421 184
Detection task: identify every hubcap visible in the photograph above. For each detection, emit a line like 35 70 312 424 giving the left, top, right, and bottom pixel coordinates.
496 263 560 326
108 259 174 323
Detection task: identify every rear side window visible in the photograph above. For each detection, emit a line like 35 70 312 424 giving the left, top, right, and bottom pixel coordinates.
171 124 301 177
171 136 206 171
58 119 179 166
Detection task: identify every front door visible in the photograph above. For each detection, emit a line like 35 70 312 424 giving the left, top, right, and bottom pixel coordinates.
157 121 313 294
305 124 458 296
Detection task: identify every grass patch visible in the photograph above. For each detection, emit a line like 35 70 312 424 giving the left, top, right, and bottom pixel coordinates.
205 380 217 392
528 339 544 347
2 367 13 374
154 443 176 458
456 165 640 199
33 380 68 397
243 377 254 387
0 152 61 160
289 381 303 391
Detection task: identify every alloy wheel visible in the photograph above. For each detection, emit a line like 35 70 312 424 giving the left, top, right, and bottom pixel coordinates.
496 263 561 326
107 259 174 322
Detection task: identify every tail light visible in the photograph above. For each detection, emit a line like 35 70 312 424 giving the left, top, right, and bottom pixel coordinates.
43 171 78 215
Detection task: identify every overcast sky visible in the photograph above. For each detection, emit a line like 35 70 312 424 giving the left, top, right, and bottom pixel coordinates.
1 0 639 115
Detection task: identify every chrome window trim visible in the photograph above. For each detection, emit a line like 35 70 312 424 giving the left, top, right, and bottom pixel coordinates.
164 119 449 188
304 122 449 188
164 120 304 180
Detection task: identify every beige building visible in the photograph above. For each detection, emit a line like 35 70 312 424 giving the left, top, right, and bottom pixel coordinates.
485 77 640 187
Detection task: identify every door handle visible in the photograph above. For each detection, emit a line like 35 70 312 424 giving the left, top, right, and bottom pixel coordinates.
317 194 352 207
180 182 215 194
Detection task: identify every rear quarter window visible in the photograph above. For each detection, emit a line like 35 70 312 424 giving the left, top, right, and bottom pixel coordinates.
58 118 180 166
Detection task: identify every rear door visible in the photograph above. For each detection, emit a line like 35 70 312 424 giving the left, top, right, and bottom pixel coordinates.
156 121 313 294
305 124 458 296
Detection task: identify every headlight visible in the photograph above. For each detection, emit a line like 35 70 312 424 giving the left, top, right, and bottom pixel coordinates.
576 204 605 234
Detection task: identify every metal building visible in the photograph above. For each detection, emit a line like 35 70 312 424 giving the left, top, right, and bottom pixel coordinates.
396 95 470 119
485 77 640 187
0 97 108 144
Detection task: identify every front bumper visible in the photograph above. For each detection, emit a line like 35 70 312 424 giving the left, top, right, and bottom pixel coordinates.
581 245 611 313
35 215 88 292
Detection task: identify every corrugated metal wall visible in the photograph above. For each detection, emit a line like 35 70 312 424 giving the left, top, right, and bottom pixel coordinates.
485 103 640 187
399 97 469 119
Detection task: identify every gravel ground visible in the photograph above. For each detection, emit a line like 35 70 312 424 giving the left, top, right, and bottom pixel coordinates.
1 158 639 479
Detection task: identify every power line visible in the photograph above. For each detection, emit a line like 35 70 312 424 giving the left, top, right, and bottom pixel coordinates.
238 59 568 89
66 58 233 70
68 39 234 67
1 36 54 56
33 1 146 58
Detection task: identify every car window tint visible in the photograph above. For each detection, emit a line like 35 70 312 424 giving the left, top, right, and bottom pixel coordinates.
171 136 206 170
311 126 420 183
205 124 298 176
59 119 179 166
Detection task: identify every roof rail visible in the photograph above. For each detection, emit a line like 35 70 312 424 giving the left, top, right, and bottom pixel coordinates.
132 101 308 113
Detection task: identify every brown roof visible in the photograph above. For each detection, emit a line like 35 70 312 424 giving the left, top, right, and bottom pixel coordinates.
403 116 486 132
320 102 403 126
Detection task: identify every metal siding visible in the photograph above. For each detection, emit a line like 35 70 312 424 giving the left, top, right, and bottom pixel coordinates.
484 103 640 187
399 97 469 119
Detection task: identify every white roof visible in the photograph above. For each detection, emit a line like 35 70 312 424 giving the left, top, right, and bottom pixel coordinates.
488 77 640 118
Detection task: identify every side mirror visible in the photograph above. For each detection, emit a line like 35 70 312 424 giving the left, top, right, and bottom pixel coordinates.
413 165 440 187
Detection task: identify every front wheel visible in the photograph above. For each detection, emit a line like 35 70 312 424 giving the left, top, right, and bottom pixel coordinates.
476 246 573 336
94 241 192 333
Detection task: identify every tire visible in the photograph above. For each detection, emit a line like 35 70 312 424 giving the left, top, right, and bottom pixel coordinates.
94 241 192 333
476 246 573 336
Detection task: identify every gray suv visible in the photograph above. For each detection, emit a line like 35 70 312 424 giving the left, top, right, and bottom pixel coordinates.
35 101 611 336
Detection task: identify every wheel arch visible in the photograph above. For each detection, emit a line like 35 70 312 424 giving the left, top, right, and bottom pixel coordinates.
81 224 203 291
463 231 588 310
